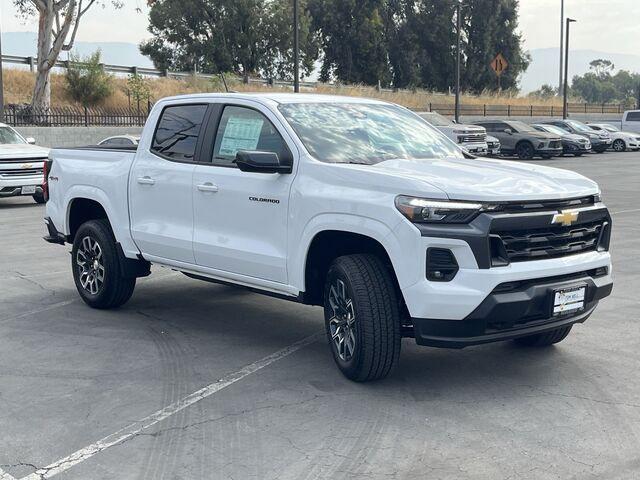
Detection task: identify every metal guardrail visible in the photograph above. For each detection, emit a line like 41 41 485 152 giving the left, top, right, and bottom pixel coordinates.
428 102 628 116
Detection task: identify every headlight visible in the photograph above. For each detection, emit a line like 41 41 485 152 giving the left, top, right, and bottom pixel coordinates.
395 196 497 224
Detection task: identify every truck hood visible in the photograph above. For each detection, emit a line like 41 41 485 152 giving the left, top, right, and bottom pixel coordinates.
343 157 599 202
0 143 50 160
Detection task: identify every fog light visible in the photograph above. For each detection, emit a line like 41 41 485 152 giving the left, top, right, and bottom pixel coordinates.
426 248 459 282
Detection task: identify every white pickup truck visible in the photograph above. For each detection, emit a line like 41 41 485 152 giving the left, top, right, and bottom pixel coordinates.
44 93 613 381
0 123 49 203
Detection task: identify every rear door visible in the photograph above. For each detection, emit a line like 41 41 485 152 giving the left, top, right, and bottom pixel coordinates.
192 102 296 283
129 103 209 263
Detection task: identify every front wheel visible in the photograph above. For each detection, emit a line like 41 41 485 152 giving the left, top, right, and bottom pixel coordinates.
72 219 136 309
612 139 626 152
33 192 46 204
516 142 535 160
573 153 583 157
324 254 401 382
513 325 572 347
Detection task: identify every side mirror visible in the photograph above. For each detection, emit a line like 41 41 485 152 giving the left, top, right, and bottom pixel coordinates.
26 137 36 144
234 150 292 174
503 128 513 135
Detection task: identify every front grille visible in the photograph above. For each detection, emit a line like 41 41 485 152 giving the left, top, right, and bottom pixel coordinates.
0 168 43 177
0 157 47 164
458 132 486 143
549 140 562 148
494 219 605 262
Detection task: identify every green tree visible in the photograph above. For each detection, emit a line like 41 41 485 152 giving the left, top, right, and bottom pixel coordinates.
461 0 530 92
126 73 151 109
309 0 390 85
65 50 113 107
140 0 319 80
570 58 640 104
529 84 557 99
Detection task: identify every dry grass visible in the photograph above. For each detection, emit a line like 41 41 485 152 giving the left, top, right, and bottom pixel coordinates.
4 68 568 110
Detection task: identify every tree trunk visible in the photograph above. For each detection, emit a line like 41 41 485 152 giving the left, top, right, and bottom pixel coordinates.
32 8 55 112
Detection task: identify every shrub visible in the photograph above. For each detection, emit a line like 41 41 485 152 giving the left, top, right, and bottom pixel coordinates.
65 50 113 107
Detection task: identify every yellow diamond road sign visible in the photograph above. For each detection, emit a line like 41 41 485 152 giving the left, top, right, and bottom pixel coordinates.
490 53 508 76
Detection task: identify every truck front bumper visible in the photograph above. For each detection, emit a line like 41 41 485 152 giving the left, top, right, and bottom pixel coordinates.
0 174 44 197
411 270 612 348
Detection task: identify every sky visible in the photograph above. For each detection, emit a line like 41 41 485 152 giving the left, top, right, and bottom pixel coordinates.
0 0 639 55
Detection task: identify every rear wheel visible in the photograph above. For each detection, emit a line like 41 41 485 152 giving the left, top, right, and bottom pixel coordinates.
323 254 401 382
612 139 626 152
72 219 136 309
516 141 535 160
513 325 572 347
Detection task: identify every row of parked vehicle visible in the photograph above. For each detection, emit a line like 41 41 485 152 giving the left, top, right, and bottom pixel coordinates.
420 110 640 160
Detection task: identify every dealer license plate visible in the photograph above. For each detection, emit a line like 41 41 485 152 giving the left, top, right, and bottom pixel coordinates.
21 185 36 195
553 285 586 316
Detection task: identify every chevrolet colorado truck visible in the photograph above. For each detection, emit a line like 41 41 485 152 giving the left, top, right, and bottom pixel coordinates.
44 94 613 381
420 111 488 155
0 123 49 203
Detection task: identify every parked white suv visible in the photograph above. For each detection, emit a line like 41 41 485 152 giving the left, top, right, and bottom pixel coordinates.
420 111 488 155
44 94 613 381
0 123 49 203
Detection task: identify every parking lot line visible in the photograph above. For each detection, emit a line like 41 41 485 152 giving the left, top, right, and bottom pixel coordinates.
19 331 323 480
611 208 640 215
0 300 76 324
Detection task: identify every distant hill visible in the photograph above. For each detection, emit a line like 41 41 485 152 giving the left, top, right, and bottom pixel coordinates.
1 31 154 68
521 48 640 93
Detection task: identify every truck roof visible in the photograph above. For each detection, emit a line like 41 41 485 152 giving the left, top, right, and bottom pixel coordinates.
158 92 391 106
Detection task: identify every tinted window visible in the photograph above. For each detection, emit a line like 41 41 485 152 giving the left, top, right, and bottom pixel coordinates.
626 111 640 121
152 105 207 161
480 122 505 132
212 106 291 167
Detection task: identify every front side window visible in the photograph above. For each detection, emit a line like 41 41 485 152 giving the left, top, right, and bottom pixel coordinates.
151 104 207 161
0 126 26 144
279 103 462 164
212 106 291 167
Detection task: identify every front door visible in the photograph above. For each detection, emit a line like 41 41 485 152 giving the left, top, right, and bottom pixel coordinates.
192 103 296 283
129 103 208 264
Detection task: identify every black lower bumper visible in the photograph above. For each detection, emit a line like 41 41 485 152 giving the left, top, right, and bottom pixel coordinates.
412 272 613 348
0 185 43 197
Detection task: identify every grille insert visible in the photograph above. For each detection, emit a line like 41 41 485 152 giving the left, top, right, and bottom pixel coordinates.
494 220 604 262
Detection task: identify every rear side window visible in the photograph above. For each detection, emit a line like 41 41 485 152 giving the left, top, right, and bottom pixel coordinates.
626 112 640 121
152 104 208 161
212 106 292 167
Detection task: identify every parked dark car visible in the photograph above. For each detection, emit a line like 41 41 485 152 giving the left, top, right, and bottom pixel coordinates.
540 119 611 153
532 124 591 156
473 120 563 159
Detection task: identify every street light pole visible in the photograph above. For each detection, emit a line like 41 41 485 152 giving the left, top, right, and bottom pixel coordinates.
455 0 462 123
562 18 576 119
293 0 300 93
558 0 564 95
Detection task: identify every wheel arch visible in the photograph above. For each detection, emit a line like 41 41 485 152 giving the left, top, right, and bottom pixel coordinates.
300 228 408 318
66 197 112 242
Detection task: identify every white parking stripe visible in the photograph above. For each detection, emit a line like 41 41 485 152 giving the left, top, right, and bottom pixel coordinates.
0 467 17 480
20 331 322 480
0 300 76 324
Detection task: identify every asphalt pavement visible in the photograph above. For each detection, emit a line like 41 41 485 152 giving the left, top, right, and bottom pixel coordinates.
1 151 639 480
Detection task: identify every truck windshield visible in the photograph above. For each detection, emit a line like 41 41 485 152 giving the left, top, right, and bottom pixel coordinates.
0 126 26 144
278 103 463 164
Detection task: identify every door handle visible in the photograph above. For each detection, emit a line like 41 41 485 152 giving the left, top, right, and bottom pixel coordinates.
197 182 219 193
137 176 155 185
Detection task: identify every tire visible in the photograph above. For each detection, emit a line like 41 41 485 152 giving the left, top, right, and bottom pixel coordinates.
612 139 626 152
516 141 535 160
541 154 552 159
573 153 583 157
33 192 46 204
513 325 573 347
323 254 401 382
71 219 136 309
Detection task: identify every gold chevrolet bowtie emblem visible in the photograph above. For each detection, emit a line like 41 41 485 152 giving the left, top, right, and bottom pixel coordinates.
552 210 579 226
21 163 33 169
